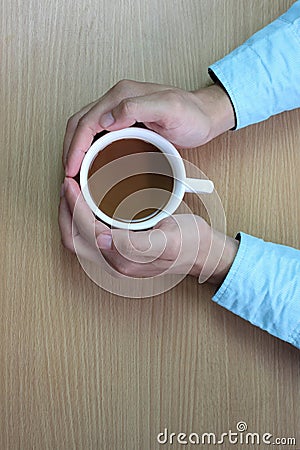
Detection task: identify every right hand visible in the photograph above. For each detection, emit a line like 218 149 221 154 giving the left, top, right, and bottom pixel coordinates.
63 79 235 177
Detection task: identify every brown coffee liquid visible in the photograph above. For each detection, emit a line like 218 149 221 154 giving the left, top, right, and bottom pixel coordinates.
88 139 174 222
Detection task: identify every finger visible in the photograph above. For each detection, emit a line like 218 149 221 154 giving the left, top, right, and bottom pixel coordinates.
101 248 169 278
59 196 106 264
101 90 183 132
59 190 169 278
62 100 98 169
65 82 135 176
59 197 164 278
97 227 168 263
59 184 114 267
65 80 171 177
59 195 78 252
73 234 107 265
64 177 109 246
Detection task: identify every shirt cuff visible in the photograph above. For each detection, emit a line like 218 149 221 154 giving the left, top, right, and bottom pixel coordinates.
212 232 300 348
208 1 300 129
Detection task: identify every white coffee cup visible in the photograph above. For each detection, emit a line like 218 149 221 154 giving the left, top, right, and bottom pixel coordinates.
80 127 214 230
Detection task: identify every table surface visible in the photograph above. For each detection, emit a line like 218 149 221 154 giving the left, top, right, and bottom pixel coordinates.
1 1 299 449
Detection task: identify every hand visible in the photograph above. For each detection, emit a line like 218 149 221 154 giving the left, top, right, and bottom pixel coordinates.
59 178 239 286
63 79 235 177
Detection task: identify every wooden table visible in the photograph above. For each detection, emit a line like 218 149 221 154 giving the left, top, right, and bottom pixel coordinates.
1 0 299 448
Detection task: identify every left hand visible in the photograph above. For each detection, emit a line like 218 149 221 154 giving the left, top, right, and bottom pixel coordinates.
59 178 239 284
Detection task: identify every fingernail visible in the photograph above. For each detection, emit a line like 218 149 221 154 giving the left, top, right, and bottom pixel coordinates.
97 233 113 250
100 112 115 128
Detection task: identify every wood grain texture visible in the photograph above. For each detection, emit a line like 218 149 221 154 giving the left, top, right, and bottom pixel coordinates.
1 0 299 449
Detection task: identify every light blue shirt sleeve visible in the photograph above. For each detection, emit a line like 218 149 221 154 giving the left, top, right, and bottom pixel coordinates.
208 3 300 348
208 1 300 129
213 233 300 348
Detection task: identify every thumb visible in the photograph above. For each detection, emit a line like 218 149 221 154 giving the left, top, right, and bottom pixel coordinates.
97 228 167 261
99 91 174 131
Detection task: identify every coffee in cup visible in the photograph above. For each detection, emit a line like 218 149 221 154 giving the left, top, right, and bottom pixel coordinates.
87 138 174 223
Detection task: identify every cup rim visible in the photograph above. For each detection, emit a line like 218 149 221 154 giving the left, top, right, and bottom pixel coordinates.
80 127 186 230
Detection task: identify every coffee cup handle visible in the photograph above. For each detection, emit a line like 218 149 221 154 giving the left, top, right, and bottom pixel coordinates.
184 178 214 193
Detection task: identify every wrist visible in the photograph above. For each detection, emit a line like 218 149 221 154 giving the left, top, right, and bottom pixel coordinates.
190 221 239 287
206 231 239 287
192 83 235 142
